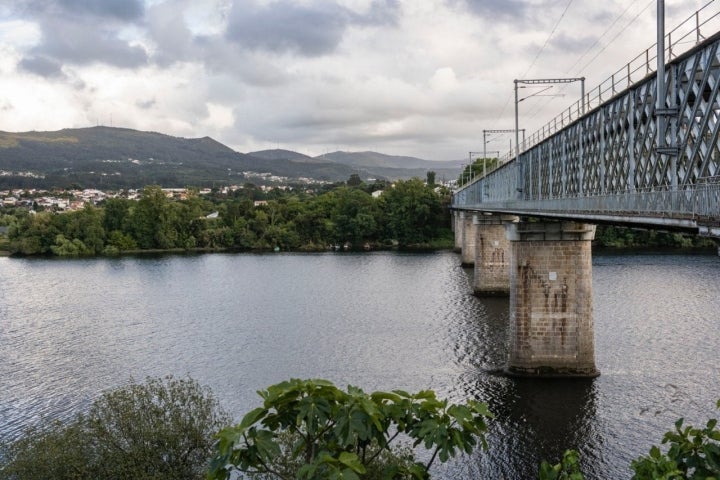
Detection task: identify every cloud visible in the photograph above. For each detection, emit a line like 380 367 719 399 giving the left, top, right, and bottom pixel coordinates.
548 32 598 55
136 98 156 110
225 2 350 56
145 1 196 67
16 0 144 21
460 0 532 20
1 0 711 162
18 54 65 78
224 0 401 57
32 18 148 68
11 0 148 70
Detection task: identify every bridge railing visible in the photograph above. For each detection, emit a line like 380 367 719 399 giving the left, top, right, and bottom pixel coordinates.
516 0 720 156
456 183 720 223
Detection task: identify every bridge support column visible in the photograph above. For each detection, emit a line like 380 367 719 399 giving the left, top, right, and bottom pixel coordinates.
460 214 478 266
473 215 518 296
505 221 599 377
453 212 464 252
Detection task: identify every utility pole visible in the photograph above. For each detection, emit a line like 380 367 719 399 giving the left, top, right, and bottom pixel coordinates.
513 77 585 162
655 0 678 190
483 129 523 177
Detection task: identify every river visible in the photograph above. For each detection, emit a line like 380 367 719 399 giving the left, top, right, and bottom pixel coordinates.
1 250 719 478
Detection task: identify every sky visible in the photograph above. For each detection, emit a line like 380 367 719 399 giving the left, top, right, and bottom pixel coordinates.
0 0 713 161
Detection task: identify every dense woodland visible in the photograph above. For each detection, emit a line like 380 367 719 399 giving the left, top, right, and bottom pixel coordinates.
0 179 454 256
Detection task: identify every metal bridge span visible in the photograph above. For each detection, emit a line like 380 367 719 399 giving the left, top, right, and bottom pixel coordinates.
450 13 720 377
452 21 720 238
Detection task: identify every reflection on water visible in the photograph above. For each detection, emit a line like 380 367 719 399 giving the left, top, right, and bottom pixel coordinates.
1 251 719 479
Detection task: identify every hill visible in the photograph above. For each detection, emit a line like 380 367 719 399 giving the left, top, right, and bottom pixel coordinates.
248 149 320 163
317 151 462 170
0 127 462 189
0 127 357 189
315 151 463 182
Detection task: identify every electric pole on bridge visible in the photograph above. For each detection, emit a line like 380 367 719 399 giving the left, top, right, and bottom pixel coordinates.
482 129 523 178
513 77 585 164
655 0 679 190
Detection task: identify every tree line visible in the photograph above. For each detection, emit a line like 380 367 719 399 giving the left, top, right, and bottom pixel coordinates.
0 179 453 256
1 177 712 257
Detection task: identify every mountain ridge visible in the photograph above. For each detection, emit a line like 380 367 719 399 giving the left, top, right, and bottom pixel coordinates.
0 126 462 189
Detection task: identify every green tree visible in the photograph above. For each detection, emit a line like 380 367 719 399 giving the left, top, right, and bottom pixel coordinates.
208 378 493 480
50 234 91 256
8 211 59 255
381 179 444 246
102 197 132 233
0 376 230 480
347 173 363 187
57 205 106 254
426 171 436 187
0 420 94 479
330 187 379 246
457 158 500 186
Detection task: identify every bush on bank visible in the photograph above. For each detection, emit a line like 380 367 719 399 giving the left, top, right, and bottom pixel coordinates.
0 376 230 480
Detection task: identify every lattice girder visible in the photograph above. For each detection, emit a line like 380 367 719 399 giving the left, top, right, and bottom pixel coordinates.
454 32 720 223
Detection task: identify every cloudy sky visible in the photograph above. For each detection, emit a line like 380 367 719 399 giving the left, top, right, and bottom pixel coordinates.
0 0 712 160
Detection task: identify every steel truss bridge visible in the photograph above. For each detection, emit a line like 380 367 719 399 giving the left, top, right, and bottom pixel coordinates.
453 4 720 238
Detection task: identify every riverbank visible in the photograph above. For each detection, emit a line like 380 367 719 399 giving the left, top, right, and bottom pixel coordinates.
0 237 457 259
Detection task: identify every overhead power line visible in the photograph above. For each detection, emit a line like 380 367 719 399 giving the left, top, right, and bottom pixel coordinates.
525 0 655 121
493 0 574 126
521 0 574 79
563 0 639 75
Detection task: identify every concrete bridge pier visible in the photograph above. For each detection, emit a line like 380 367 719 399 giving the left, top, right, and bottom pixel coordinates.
460 213 478 266
473 215 518 296
505 221 599 377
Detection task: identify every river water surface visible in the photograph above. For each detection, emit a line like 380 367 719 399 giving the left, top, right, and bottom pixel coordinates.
1 251 719 479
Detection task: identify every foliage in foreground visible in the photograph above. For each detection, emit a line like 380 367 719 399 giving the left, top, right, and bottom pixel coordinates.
540 399 720 480
208 379 494 480
630 399 720 479
539 449 584 480
0 376 230 480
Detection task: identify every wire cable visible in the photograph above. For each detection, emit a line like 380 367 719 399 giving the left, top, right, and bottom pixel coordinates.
521 0 574 79
492 0 574 126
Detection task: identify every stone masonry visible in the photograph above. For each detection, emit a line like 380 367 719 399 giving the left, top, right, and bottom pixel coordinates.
505 221 599 377
473 215 517 296
460 214 477 266
453 211 462 252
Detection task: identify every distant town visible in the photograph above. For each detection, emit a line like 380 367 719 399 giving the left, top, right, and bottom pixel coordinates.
0 169 340 212
0 166 456 213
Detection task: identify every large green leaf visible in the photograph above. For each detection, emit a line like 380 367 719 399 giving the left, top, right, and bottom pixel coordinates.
338 451 367 474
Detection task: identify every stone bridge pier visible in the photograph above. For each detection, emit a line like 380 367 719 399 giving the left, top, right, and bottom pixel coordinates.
505 221 599 377
460 213 477 266
452 211 462 252
473 215 517 296
453 214 600 377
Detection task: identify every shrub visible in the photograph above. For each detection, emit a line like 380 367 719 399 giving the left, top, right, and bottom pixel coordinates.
0 376 230 480
209 378 494 480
